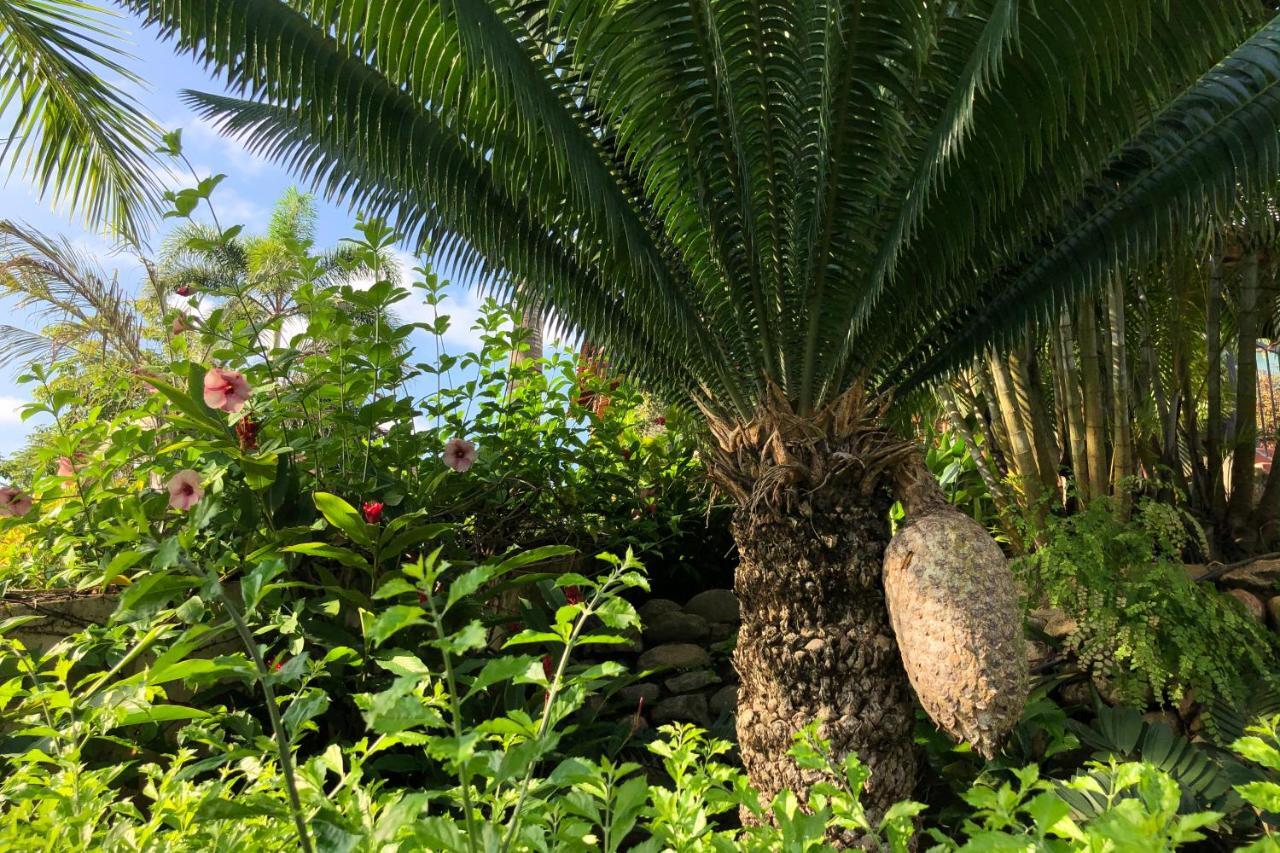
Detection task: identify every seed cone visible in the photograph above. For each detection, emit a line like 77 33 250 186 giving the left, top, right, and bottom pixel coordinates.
884 457 1028 757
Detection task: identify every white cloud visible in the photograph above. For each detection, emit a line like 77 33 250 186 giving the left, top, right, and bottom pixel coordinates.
0 395 30 425
161 113 272 177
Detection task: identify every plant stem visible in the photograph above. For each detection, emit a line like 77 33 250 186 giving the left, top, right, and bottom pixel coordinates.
422 589 479 853
215 583 314 853
499 567 621 853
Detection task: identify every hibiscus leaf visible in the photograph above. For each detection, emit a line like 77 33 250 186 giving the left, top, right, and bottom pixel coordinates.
314 492 373 547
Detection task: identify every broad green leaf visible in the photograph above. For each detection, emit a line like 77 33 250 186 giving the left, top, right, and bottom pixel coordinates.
314 492 372 546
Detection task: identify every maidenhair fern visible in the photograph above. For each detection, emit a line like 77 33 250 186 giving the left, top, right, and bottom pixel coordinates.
1016 497 1278 709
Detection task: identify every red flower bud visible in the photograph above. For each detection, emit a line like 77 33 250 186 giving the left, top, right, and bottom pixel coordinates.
541 654 554 680
235 417 259 451
564 585 583 605
417 591 428 605
361 500 385 524
175 284 193 297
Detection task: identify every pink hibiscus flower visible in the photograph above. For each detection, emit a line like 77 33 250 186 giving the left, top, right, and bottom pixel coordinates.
443 438 477 473
0 486 33 518
57 456 77 478
166 469 204 511
203 368 252 413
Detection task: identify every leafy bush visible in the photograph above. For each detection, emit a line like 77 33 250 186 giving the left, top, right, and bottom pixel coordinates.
1015 496 1279 709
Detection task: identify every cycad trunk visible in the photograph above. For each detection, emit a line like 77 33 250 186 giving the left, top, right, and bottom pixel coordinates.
704 390 918 840
706 389 1024 846
732 483 917 834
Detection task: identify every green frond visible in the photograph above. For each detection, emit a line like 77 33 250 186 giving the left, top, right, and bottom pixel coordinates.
893 13 1280 391
124 0 1278 420
0 0 162 240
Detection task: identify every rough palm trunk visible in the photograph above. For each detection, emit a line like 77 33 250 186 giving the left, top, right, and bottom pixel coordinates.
732 487 916 837
1009 338 1060 502
1106 276 1134 515
1207 253 1228 531
1054 308 1089 500
988 352 1044 514
511 298 544 366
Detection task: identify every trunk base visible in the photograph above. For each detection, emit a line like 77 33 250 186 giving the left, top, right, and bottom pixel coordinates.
733 487 916 847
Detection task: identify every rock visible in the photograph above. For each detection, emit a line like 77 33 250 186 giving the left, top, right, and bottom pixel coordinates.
1026 640 1052 668
638 598 683 622
1043 613 1078 639
1026 607 1061 632
642 611 710 644
637 643 711 672
1142 710 1183 736
664 669 720 694
651 693 710 727
685 589 740 624
1225 588 1267 623
1183 564 1210 581
1057 680 1093 707
618 683 660 706
709 685 738 717
706 621 737 642
1268 595 1280 630
1221 559 1280 592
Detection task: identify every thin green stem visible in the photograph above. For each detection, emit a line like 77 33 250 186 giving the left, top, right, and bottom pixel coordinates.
213 581 314 853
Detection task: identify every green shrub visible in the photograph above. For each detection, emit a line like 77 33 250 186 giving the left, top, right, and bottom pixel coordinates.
1015 496 1279 709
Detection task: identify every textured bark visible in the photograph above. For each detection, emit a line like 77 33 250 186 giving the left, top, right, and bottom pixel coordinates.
1207 254 1228 529
1077 298 1109 503
988 352 1044 513
975 364 1012 474
1229 249 1260 538
702 387 918 847
1054 308 1088 500
885 459 1028 758
1009 339 1060 502
1106 276 1134 516
733 488 917 842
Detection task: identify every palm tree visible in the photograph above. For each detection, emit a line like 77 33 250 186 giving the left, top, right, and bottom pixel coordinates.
0 0 161 239
158 187 397 349
125 0 1280 825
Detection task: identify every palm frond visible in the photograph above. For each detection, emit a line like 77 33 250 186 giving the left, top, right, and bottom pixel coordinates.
0 220 145 363
894 14 1280 391
124 0 1279 420
0 0 162 239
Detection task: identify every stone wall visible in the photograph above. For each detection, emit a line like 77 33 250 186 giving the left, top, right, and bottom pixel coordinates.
603 588 741 730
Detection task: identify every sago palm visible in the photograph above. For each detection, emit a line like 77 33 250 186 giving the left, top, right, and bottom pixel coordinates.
125 0 1280 828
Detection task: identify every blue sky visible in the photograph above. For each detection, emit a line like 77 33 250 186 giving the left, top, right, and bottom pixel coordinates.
0 9 498 456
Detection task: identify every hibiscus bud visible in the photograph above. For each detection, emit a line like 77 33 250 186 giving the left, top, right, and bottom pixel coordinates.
174 284 193 297
361 500 384 524
564 585 583 606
